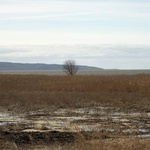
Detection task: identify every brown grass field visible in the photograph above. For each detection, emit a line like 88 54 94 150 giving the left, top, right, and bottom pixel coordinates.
0 74 150 111
0 74 150 149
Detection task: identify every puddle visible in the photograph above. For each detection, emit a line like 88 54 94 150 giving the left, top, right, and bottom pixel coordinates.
0 107 150 138
137 134 150 138
139 129 149 133
0 113 9 117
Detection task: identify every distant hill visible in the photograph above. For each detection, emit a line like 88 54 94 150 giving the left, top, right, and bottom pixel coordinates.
0 62 103 71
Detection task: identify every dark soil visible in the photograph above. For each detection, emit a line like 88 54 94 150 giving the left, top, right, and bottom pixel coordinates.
0 130 76 146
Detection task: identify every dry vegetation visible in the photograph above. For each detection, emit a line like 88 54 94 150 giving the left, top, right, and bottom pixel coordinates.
0 74 150 112
0 74 150 149
7 138 148 150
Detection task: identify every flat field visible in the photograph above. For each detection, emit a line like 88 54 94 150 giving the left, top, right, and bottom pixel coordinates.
0 69 150 75
0 73 150 149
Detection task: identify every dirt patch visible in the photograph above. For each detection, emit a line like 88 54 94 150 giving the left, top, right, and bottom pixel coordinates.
0 107 150 137
0 130 76 146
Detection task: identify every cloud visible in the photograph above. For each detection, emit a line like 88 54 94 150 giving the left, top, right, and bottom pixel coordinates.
0 1 150 21
0 11 104 21
0 44 149 58
0 31 150 45
0 44 150 69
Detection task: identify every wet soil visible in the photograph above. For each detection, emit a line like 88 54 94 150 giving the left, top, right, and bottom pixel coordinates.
0 130 75 145
0 106 150 146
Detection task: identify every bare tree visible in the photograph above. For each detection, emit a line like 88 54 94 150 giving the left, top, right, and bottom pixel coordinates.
63 60 79 75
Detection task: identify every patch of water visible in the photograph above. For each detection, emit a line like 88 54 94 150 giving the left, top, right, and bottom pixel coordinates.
0 113 9 117
0 112 30 127
112 117 129 122
136 134 150 138
138 129 150 133
0 107 149 138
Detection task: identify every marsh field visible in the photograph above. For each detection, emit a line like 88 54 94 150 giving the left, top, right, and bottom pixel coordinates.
0 71 150 149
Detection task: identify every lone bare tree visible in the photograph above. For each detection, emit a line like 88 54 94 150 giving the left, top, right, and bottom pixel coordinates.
63 60 79 75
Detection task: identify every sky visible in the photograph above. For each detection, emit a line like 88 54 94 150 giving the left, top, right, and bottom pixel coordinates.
0 0 150 69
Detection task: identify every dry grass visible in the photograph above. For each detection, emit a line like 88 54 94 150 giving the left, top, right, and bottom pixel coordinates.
76 138 150 150
0 74 150 112
4 138 150 150
0 74 150 149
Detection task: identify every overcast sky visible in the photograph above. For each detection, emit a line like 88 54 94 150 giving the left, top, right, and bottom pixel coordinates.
0 0 150 69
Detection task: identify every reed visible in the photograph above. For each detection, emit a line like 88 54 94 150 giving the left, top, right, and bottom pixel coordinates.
0 74 150 112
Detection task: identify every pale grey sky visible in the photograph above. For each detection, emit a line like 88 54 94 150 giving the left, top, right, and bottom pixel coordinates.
0 0 150 69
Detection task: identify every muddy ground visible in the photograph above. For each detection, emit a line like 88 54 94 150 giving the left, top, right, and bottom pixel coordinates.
0 106 150 149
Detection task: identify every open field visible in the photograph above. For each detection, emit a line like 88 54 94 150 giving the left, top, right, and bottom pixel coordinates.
0 74 150 149
0 69 150 75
